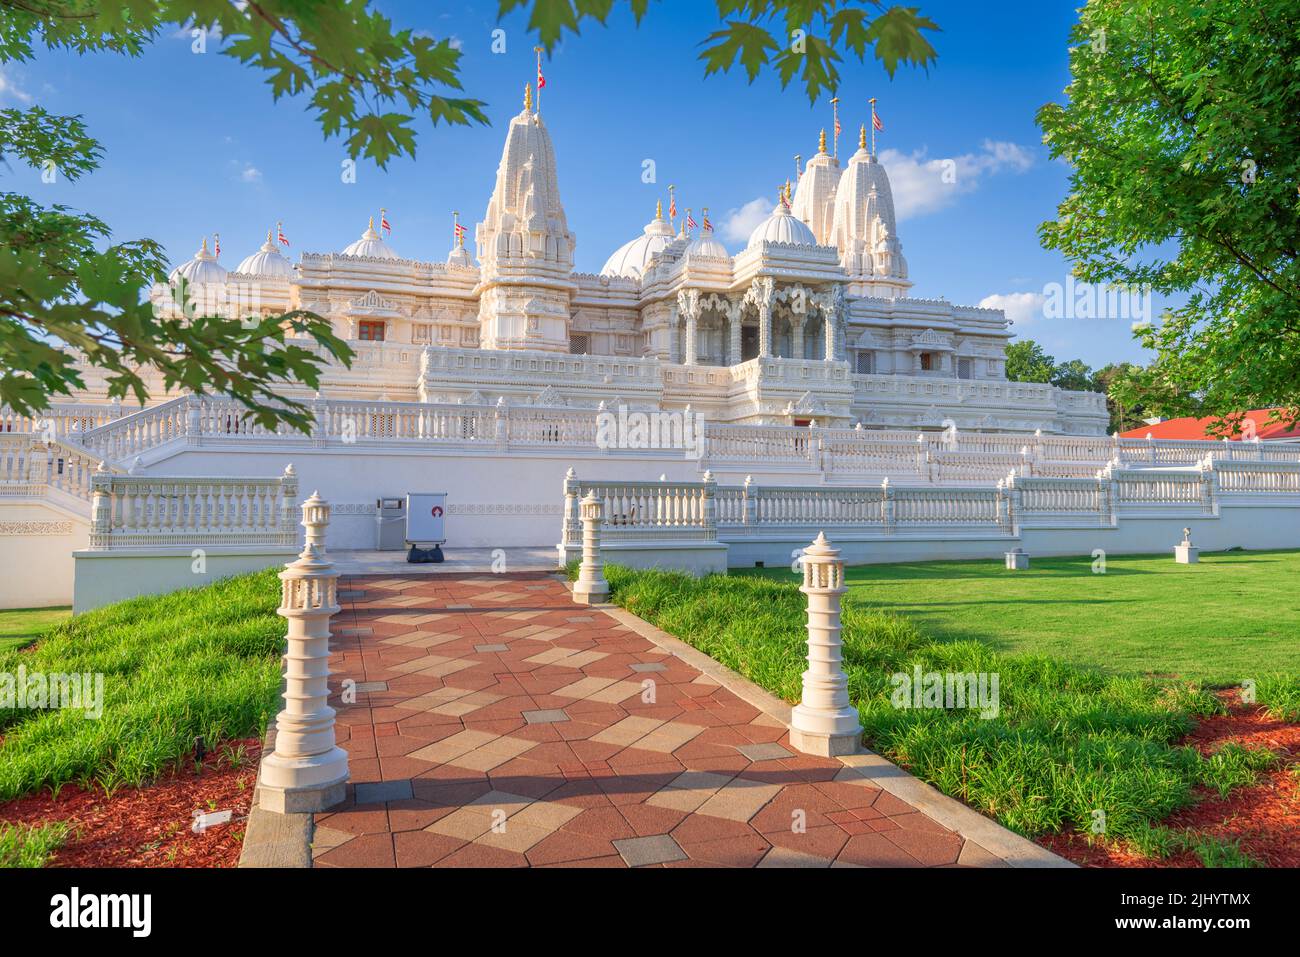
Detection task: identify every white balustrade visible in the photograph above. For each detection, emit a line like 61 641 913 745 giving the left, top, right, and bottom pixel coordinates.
88 464 299 549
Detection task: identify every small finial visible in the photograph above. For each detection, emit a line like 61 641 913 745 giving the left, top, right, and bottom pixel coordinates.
524 82 533 113
860 124 867 150
367 215 374 230
656 199 663 220
819 129 827 154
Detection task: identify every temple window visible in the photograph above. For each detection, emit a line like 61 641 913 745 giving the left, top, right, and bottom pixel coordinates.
856 351 875 374
958 358 973 380
919 352 934 371
358 320 386 341
569 333 590 355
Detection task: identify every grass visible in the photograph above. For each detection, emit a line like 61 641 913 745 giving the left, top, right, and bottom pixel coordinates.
589 563 1295 853
740 550 1300 683
0 570 283 802
0 606 72 654
0 821 72 867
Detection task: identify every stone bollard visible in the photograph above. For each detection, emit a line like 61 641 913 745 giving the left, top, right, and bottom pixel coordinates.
257 491 350 814
789 532 863 757
571 491 609 605
1004 547 1030 570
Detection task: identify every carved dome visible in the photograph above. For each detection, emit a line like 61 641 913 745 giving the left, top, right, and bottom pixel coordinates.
342 218 400 259
685 220 729 260
600 205 675 278
236 230 293 277
747 200 818 249
168 238 228 285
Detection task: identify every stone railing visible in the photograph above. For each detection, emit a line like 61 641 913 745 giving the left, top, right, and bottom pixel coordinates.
20 398 1300 486
88 464 300 550
0 403 126 437
563 459 1300 547
0 433 119 503
1215 459 1300 495
560 470 717 546
78 396 191 462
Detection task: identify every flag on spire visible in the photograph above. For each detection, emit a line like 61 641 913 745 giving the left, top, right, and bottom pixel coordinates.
277 222 289 246
685 209 697 230
831 96 841 158
702 208 712 231
453 211 467 246
213 232 220 257
380 208 392 235
873 108 884 132
535 46 546 90
668 186 677 221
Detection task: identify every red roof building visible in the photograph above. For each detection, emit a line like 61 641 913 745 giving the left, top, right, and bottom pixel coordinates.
1120 408 1300 441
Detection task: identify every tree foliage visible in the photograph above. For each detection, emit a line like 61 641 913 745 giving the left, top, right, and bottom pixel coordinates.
2 0 938 428
501 0 940 104
1037 0 1300 437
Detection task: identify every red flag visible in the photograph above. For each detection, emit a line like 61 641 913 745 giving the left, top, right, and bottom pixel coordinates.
873 110 884 132
277 222 289 246
669 196 677 219
213 233 220 257
703 212 712 231
536 46 546 90
454 222 467 238
686 211 697 230
380 209 392 235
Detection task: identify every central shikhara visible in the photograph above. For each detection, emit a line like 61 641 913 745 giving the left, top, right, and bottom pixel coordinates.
151 87 1108 435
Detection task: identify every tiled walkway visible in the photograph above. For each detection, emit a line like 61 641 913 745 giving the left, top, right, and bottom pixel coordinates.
312 573 993 868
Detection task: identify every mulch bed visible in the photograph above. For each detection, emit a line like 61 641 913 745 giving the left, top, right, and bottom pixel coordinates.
1037 690 1300 868
0 737 262 868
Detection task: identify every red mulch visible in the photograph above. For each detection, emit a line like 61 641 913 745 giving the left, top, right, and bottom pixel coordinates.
0 737 262 867
1037 690 1300 868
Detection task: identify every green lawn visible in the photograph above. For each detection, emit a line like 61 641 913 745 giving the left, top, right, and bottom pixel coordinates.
748 550 1300 684
0 570 282 801
588 563 1296 862
0 607 72 654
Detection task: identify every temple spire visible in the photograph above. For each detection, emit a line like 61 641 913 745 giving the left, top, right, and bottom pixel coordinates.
524 82 533 114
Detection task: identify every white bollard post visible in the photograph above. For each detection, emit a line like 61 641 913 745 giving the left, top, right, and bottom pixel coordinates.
572 491 609 605
257 491 350 813
789 532 863 757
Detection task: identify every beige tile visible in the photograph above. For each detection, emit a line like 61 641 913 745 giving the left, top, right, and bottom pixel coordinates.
695 778 782 823
510 800 582 831
590 716 664 747
408 728 498 764
474 822 552 853
557 649 608 670
425 806 496 841
645 787 711 814
585 679 642 704
634 721 706 754
551 675 620 699
506 624 553 639
522 647 573 665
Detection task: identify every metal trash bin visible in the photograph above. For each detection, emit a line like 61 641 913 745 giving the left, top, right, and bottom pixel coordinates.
405 492 447 563
375 497 406 550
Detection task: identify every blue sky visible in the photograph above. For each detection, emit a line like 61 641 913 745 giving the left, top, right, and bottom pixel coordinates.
1 0 1152 369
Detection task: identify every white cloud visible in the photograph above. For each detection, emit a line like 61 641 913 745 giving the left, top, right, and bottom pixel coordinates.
720 196 771 243
979 291 1046 328
0 67 33 104
881 140 1035 221
239 165 262 183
